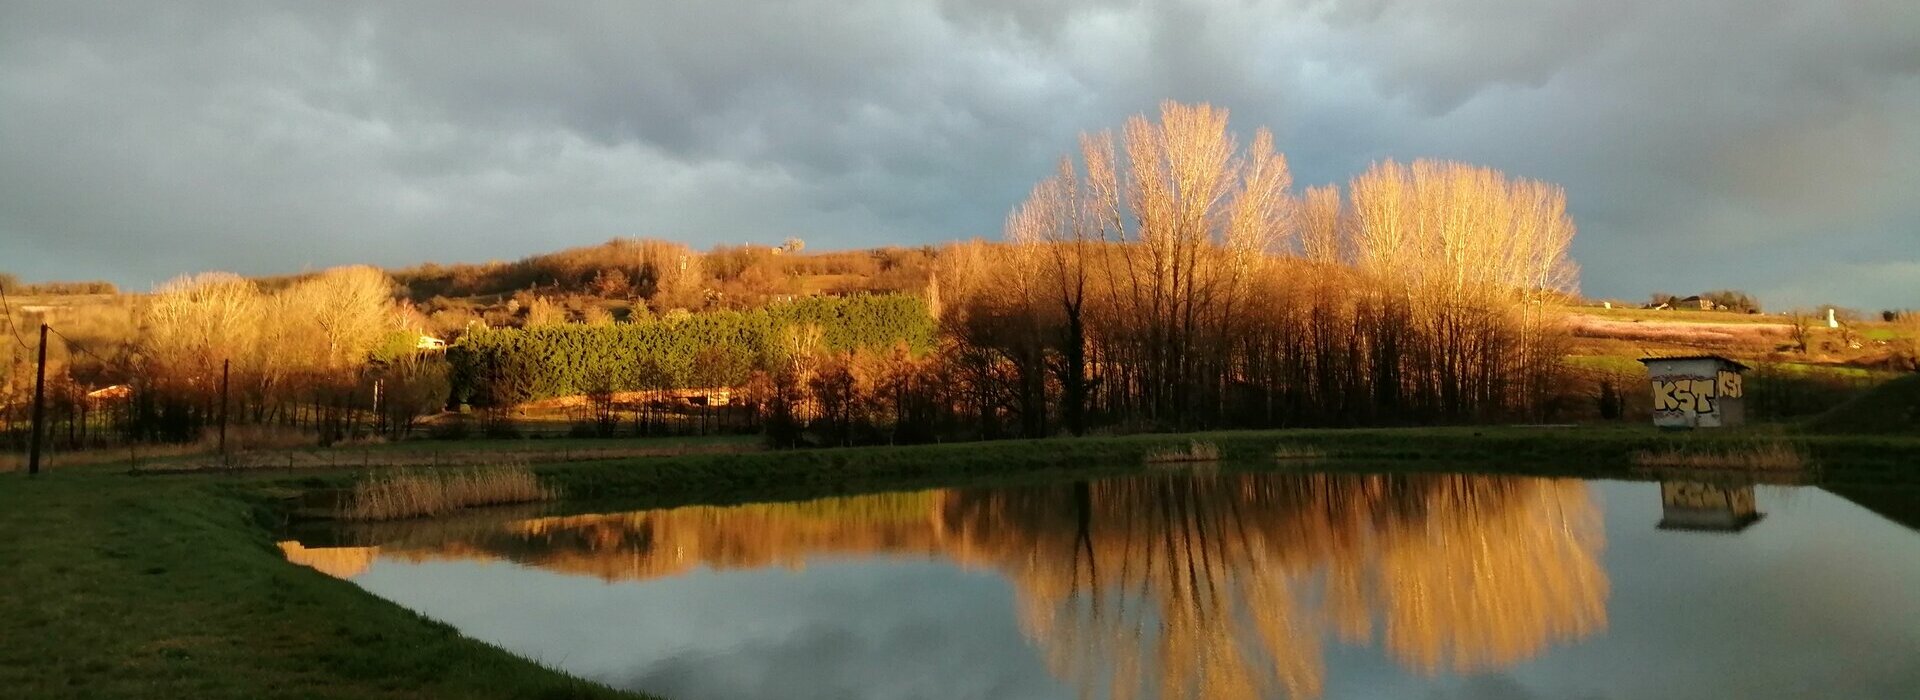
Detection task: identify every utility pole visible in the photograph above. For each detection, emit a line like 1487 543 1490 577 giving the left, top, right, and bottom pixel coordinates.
28 324 48 476
372 377 383 438
219 358 230 465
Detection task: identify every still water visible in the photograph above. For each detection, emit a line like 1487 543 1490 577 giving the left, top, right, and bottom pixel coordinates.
283 472 1920 699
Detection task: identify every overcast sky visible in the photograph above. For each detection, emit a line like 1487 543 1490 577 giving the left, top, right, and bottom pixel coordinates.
2 1 1916 308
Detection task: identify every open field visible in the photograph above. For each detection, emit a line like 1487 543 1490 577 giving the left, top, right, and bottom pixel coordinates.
1567 313 1790 350
6 424 1920 698
1570 306 1788 325
1563 305 1911 359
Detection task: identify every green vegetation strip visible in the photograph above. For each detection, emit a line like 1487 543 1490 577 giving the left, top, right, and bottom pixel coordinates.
535 427 1920 504
6 425 1920 698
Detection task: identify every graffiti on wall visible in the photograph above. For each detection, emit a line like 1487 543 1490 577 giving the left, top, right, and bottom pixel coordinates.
1652 370 1743 414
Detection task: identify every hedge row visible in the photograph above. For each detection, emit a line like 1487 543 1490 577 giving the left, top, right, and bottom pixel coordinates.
449 294 935 406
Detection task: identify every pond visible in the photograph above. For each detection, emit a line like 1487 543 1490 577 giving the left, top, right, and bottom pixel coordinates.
281 470 1920 699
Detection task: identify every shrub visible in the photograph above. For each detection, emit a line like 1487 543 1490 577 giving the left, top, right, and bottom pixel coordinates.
1143 440 1221 464
449 293 935 407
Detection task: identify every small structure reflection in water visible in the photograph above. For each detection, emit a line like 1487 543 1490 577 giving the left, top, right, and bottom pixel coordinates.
1658 480 1764 532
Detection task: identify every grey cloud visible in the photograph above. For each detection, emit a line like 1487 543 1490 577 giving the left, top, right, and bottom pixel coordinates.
626 619 1057 700
0 0 1915 307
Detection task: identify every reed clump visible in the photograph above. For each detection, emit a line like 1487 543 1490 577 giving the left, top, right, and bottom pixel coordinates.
1143 440 1221 464
1271 444 1327 461
1632 442 1807 471
339 466 553 521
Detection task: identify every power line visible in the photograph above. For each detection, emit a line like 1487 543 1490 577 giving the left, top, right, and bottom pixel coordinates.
0 285 34 352
45 325 118 369
0 286 124 371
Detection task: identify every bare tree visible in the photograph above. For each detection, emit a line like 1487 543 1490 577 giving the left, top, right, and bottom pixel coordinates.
290 266 396 369
1297 185 1344 264
144 272 262 384
1006 157 1095 435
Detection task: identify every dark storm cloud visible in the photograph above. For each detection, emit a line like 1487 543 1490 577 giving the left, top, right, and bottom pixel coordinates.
0 0 1914 307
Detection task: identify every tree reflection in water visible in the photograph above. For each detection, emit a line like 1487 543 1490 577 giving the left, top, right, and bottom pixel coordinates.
285 473 1607 700
939 474 1608 699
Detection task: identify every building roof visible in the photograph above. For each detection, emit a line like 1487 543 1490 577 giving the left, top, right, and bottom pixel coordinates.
1657 512 1764 533
1637 354 1751 371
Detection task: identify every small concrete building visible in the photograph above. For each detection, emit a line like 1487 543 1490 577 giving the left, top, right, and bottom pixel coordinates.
1638 355 1747 429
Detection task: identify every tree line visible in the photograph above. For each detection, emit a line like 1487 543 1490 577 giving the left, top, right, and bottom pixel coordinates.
0 273 118 296
8 101 1587 452
122 266 446 444
928 101 1578 439
585 103 1582 446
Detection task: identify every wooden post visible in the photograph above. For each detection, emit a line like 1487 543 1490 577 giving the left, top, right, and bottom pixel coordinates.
372 378 383 438
218 358 230 465
28 324 49 475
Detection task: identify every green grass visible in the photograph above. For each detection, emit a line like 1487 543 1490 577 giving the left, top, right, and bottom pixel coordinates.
1761 362 1882 379
531 426 1920 504
1806 373 1920 436
1567 353 1886 381
1564 354 1644 374
0 474 648 699
5 424 1920 698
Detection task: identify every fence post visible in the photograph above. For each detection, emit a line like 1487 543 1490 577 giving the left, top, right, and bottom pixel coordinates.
219 358 230 466
28 324 49 476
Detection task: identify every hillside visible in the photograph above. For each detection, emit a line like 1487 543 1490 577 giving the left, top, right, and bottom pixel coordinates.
1557 303 1916 423
1806 373 1920 435
383 239 939 336
7 237 1915 433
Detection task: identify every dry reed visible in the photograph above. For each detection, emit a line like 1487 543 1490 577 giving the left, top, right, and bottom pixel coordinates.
1143 440 1221 464
1631 443 1807 471
338 466 553 521
1271 444 1327 461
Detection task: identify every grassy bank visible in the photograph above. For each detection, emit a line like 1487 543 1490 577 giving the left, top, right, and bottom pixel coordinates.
0 473 648 699
532 426 1920 505
5 424 1920 698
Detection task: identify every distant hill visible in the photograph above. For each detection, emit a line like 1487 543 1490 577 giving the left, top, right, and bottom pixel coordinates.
387 238 937 304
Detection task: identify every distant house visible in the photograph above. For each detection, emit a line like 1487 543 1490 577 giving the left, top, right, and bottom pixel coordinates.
664 387 731 406
85 384 131 403
1675 296 1718 311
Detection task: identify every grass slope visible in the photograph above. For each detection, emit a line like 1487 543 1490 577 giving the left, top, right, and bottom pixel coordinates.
535 426 1920 505
1806 373 1920 435
0 473 647 699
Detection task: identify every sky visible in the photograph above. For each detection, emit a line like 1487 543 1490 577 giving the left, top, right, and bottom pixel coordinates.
1 1 1916 309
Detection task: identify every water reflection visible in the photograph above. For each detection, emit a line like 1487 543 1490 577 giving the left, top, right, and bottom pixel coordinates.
286 473 1608 699
1658 480 1764 532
